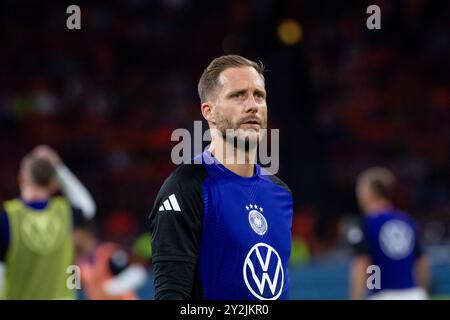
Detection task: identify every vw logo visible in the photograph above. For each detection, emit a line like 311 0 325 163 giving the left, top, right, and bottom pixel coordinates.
243 243 284 300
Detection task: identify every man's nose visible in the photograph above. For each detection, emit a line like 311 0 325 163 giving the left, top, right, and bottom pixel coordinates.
244 95 258 113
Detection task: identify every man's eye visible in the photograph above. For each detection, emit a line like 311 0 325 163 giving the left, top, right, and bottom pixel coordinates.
232 92 244 98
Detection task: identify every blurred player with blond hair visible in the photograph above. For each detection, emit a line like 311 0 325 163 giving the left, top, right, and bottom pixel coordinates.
0 145 96 299
348 167 430 300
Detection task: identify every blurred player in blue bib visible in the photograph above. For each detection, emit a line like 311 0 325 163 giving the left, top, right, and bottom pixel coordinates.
348 167 430 300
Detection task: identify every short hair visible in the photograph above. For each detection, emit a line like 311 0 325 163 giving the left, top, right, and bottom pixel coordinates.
21 153 56 188
197 54 265 103
357 167 397 200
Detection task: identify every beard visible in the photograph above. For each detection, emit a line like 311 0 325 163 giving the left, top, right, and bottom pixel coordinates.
212 111 268 151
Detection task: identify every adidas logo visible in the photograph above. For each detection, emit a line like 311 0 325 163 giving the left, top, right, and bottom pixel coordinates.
158 194 181 212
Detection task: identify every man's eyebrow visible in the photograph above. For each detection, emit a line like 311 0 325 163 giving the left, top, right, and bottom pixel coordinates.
227 88 266 96
254 88 266 96
227 89 247 96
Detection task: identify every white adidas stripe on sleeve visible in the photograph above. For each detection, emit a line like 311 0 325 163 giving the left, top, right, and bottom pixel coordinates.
169 194 181 211
158 194 181 212
163 199 172 210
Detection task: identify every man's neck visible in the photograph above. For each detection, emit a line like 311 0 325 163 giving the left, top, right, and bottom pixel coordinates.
21 186 50 203
209 139 257 178
365 199 393 215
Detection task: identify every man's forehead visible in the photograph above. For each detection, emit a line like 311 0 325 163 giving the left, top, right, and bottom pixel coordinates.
218 66 265 90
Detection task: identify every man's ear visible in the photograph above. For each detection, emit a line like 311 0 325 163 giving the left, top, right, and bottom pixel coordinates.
18 171 24 189
49 177 60 194
201 101 215 125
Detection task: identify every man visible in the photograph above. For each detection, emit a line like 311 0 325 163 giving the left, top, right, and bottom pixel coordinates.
0 145 96 299
348 167 430 300
149 55 293 300
75 227 148 300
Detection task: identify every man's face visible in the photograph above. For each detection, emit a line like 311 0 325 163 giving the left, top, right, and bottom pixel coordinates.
18 168 31 190
209 66 268 142
356 180 372 213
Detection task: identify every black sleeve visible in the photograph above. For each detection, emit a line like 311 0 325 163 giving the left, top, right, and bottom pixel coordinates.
413 222 424 258
0 210 9 262
148 164 206 300
108 249 130 276
414 237 423 258
346 218 370 257
267 174 292 194
72 206 89 228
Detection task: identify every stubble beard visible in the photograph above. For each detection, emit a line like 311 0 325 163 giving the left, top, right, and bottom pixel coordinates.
212 112 267 164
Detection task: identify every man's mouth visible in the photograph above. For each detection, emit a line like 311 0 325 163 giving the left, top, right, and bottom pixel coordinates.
241 119 261 126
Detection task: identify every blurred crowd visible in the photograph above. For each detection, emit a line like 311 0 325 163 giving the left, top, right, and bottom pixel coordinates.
0 0 449 255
